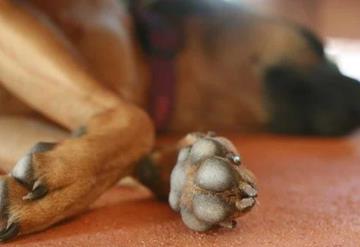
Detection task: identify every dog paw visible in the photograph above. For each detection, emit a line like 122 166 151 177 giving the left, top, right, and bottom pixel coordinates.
169 133 257 232
0 141 95 241
0 142 58 241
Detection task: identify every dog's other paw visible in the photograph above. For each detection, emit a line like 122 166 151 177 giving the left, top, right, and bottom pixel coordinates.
0 142 63 241
169 133 257 231
0 141 100 241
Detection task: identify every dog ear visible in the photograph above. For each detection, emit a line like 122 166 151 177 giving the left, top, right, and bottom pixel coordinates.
295 25 325 59
264 64 360 136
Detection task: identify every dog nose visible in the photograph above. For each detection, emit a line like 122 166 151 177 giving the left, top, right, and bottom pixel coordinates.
264 64 360 135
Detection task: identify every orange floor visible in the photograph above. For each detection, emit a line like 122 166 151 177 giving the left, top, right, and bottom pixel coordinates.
4 134 360 246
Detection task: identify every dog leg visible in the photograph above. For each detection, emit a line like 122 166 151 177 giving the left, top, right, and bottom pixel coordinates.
0 1 154 240
135 132 258 231
28 0 147 105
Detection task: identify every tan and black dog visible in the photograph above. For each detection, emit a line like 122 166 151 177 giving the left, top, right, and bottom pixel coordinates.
0 0 358 241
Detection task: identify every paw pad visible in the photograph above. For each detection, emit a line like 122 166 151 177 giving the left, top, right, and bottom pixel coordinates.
195 157 235 192
169 133 257 232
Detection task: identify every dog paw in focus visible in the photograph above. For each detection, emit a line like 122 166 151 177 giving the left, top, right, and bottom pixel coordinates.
169 133 257 231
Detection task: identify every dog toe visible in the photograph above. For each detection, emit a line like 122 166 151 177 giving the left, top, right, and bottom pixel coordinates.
169 190 181 211
190 138 225 163
195 157 235 192
22 181 48 201
192 194 230 224
236 197 256 212
11 142 55 201
11 142 56 186
239 182 257 198
180 208 212 232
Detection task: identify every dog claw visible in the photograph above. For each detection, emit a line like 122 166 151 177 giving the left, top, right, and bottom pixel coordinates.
0 223 19 242
219 220 237 229
236 197 256 212
22 181 48 201
169 133 257 232
11 142 54 200
239 182 257 197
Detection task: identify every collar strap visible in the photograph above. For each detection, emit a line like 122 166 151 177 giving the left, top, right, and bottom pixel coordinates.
132 1 183 132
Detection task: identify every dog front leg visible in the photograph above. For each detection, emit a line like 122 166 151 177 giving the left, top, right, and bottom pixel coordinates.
0 1 154 240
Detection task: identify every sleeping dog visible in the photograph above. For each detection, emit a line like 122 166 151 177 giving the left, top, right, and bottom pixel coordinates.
0 0 358 241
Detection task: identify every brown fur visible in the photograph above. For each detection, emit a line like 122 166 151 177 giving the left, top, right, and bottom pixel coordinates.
8 0 321 131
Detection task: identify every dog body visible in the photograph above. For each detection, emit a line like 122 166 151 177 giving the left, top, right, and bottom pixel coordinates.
1 0 332 132
0 0 358 240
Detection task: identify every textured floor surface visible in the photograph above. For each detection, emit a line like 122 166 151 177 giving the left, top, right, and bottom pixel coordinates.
4 133 360 246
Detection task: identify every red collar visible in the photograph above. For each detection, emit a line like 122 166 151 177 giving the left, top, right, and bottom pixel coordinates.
132 2 183 132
